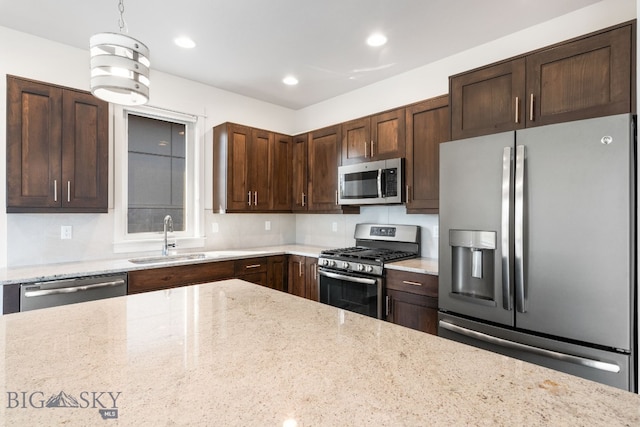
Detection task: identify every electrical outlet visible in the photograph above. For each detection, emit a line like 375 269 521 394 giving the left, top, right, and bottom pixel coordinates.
61 226 72 240
265 221 271 231
211 222 219 233
332 222 338 232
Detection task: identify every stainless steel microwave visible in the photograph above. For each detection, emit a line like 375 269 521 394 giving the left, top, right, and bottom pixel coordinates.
338 158 404 205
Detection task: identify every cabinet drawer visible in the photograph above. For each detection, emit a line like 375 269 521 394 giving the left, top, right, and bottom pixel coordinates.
128 261 235 294
385 269 438 297
234 257 268 275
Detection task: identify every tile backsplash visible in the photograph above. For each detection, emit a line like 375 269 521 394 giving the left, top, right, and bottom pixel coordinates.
6 207 439 267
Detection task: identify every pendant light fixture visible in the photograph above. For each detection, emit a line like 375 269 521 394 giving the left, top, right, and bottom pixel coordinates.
90 0 150 105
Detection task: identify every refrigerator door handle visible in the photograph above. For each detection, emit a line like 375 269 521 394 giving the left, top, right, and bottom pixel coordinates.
501 147 513 311
515 144 526 313
439 320 621 373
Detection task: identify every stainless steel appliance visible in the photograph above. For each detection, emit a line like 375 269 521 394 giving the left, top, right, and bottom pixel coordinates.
438 113 636 391
319 223 420 318
338 158 404 205
20 273 127 312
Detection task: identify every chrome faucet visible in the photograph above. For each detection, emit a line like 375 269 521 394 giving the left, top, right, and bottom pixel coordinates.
162 215 176 256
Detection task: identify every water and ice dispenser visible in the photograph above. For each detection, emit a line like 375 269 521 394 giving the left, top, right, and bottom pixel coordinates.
449 230 497 304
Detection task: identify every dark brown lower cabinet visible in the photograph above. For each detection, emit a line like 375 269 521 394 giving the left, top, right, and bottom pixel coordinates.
288 255 318 301
385 269 438 335
128 261 235 294
234 257 268 287
267 255 288 292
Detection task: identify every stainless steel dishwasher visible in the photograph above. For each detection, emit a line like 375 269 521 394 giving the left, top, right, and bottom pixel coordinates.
20 273 127 312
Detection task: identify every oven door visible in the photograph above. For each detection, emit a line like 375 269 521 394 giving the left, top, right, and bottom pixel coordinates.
318 268 382 319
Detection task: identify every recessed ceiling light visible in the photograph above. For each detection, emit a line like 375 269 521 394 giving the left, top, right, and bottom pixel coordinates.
366 33 387 47
282 76 299 86
174 36 196 49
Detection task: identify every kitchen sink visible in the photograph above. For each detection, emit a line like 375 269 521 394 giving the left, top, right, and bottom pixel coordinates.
128 253 208 265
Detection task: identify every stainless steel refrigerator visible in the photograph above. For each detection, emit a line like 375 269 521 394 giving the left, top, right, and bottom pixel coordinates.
438 113 636 391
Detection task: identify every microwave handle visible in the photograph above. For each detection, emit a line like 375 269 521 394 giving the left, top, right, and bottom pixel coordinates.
377 169 384 198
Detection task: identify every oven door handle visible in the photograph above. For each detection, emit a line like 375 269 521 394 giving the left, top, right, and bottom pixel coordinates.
318 270 377 285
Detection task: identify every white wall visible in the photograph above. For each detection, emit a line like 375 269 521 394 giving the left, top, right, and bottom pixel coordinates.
0 0 637 267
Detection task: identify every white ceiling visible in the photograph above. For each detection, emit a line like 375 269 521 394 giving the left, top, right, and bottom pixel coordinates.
0 0 602 110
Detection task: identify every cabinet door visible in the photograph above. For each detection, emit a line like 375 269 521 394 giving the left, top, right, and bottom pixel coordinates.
249 129 271 210
272 134 291 211
405 96 450 213
61 90 108 211
450 58 526 140
371 108 405 160
291 134 308 212
6 76 62 211
526 24 633 127
341 117 371 165
307 125 341 211
305 257 319 301
127 261 235 294
267 255 288 292
226 124 252 211
386 289 438 335
288 255 306 297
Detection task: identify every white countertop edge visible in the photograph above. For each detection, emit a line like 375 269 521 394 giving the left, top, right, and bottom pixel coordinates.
0 245 438 286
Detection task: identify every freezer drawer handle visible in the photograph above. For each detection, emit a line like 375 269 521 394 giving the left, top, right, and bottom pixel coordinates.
24 280 126 298
439 320 621 373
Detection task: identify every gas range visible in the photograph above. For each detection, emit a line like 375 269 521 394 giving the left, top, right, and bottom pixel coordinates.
318 224 420 276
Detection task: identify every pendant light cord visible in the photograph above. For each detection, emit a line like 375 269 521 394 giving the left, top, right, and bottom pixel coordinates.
118 0 128 33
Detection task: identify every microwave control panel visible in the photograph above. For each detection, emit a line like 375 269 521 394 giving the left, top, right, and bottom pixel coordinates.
384 168 398 196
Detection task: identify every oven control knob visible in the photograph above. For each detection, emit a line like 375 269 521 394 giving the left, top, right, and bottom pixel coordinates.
341 262 349 269
321 259 329 266
365 265 374 273
357 264 365 271
329 260 336 267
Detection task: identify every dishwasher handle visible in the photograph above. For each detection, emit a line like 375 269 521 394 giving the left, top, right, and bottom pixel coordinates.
23 279 126 298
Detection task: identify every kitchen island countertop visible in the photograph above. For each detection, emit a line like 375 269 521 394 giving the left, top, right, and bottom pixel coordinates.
1 279 637 426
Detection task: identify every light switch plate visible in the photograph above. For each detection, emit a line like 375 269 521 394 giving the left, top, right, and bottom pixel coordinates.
265 221 271 231
332 222 338 232
211 222 219 233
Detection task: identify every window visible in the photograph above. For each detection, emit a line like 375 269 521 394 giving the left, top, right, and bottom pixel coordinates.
113 105 204 253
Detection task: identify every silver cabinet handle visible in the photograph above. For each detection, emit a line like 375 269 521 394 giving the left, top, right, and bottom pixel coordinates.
301 192 306 207
501 147 513 311
515 97 520 124
254 191 258 206
370 140 374 157
298 261 303 277
54 180 58 202
529 93 534 122
439 320 621 373
67 181 71 203
335 190 338 206
402 280 422 287
364 141 368 158
24 280 125 298
245 264 261 269
515 145 526 313
385 295 391 317
247 191 252 206
405 185 410 203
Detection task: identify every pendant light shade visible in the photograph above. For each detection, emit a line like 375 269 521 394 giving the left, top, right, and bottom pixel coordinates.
90 32 150 105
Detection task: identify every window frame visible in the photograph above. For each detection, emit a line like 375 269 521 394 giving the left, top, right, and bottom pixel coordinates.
113 105 205 253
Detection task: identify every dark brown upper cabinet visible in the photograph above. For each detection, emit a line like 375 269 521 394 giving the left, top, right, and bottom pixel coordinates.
405 95 450 214
307 125 343 212
291 133 309 212
6 76 108 213
450 22 634 140
213 123 291 213
341 108 406 165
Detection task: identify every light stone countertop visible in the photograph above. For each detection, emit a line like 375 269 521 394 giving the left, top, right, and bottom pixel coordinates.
0 244 438 286
1 279 637 426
